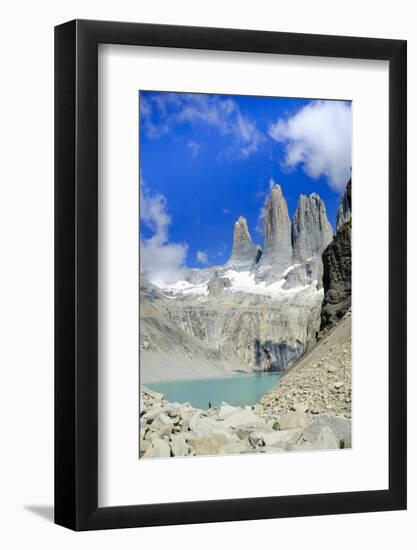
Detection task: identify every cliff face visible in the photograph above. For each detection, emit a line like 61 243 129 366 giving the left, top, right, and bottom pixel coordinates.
141 284 322 374
292 193 333 260
321 180 352 329
256 184 292 281
336 179 352 231
165 289 321 372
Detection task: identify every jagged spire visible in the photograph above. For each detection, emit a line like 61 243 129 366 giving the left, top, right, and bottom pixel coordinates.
227 216 261 270
232 216 253 252
256 183 292 280
292 193 333 260
263 184 292 253
336 179 352 231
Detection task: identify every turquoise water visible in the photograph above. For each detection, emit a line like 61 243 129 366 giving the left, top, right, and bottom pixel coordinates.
146 372 283 409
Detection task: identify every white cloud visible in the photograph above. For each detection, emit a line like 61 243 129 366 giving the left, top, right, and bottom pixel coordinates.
196 250 209 265
140 92 263 158
140 181 188 285
187 140 200 157
269 100 351 191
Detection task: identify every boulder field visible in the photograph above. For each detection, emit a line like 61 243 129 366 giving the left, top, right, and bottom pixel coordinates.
140 310 351 458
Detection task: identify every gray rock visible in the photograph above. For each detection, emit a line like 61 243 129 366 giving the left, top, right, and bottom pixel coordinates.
139 439 151 456
220 408 263 428
256 183 292 281
302 416 350 445
170 434 190 456
142 407 161 422
227 216 262 270
251 404 264 415
249 431 264 448
182 266 216 285
321 179 351 328
258 445 285 453
321 219 352 329
190 433 229 455
143 438 171 458
262 428 302 449
292 193 333 261
217 404 239 419
340 433 352 449
253 338 305 373
219 439 249 454
336 179 352 231
290 403 309 413
150 412 174 431
183 413 219 437
309 426 340 450
235 423 273 440
207 272 232 296
278 410 308 430
281 260 323 290
142 387 164 401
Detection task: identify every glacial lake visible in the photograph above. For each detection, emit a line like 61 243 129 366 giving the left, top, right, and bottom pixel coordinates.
146 371 284 409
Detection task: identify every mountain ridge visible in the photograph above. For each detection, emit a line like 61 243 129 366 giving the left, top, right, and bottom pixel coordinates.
140 179 351 379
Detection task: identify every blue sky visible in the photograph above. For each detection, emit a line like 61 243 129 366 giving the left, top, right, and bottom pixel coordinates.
139 91 351 282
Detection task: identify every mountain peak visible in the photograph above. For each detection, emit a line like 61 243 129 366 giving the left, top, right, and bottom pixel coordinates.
256 184 292 280
336 179 352 231
227 216 261 270
292 193 333 260
233 216 252 244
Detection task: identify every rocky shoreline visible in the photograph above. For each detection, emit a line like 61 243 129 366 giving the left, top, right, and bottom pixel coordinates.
140 388 351 459
140 313 351 458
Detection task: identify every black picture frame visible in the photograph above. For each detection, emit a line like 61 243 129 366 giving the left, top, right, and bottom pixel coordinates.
55 19 407 531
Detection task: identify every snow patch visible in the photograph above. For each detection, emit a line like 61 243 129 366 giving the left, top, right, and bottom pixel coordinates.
151 264 320 299
152 278 209 296
280 263 302 278
221 269 315 298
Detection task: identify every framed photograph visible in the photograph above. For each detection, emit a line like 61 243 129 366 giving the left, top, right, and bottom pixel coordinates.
55 19 407 530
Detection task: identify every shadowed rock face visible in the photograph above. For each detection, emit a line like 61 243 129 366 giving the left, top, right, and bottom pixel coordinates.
336 179 352 231
227 216 261 270
321 180 352 329
256 184 292 280
321 222 352 329
292 193 333 261
254 338 305 372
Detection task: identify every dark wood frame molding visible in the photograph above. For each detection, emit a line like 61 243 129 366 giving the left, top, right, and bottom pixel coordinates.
55 19 407 531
